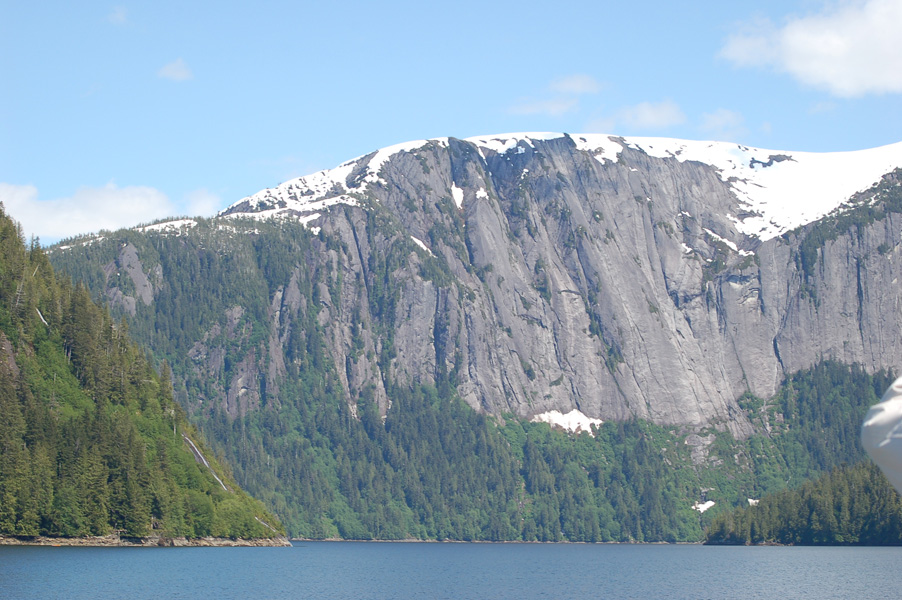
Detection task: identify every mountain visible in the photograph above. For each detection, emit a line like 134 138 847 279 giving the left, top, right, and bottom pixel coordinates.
216 133 902 438
46 133 902 539
0 206 286 544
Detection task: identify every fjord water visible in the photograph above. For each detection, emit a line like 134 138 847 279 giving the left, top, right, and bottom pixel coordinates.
2 542 901 599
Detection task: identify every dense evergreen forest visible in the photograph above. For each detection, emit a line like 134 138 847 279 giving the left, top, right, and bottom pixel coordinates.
208 358 892 541
706 461 902 545
0 206 283 540
48 218 898 541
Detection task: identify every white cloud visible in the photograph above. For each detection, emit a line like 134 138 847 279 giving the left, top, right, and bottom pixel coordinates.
721 0 902 97
549 74 603 95
720 17 779 67
0 183 175 244
583 100 686 134
158 58 193 82
183 189 224 217
107 6 127 25
509 98 578 117
617 100 686 130
699 108 748 142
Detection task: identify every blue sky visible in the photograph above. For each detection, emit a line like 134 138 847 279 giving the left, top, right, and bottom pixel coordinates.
3 0 902 243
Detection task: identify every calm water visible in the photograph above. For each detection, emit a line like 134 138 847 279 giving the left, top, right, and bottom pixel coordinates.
1 541 901 599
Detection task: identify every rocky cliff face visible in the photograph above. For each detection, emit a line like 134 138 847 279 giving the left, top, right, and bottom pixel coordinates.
51 134 902 439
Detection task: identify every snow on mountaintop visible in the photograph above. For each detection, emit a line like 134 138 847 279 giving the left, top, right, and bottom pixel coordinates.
223 138 449 220
466 132 564 158
222 133 902 241
570 134 902 240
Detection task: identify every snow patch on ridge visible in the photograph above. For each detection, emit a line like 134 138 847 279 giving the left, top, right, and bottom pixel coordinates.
136 219 198 234
532 409 603 436
467 133 902 241
363 138 449 188
615 137 902 241
54 235 105 252
221 132 902 242
571 134 627 164
465 132 561 155
221 138 446 229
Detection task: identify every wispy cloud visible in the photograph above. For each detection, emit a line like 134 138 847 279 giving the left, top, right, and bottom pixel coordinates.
699 108 748 142
0 182 176 243
721 0 902 97
585 99 686 135
508 74 603 117
809 101 837 114
617 100 687 130
549 74 603 95
107 6 127 25
158 58 193 82
509 98 579 117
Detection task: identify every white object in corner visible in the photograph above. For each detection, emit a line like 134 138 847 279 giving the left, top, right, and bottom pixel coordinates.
862 376 902 494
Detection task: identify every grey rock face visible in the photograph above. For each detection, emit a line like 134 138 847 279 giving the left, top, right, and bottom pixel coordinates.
79 136 902 439
236 137 767 436
102 243 156 315
275 137 902 439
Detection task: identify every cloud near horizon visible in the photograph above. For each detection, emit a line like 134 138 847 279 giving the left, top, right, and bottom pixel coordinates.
0 183 223 244
721 0 902 97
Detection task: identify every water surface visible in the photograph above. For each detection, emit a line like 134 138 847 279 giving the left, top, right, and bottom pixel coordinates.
1 542 899 599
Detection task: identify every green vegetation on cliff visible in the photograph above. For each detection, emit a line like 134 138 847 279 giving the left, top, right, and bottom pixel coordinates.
0 207 283 539
47 217 897 542
138 355 897 542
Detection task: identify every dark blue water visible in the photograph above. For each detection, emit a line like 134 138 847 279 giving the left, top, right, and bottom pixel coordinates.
2 542 901 599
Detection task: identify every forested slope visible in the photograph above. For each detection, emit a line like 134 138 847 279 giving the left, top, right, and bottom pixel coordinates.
0 206 284 541
48 214 896 540
706 462 902 545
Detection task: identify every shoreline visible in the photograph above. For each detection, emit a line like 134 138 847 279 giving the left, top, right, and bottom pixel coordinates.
290 537 700 545
0 534 291 548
